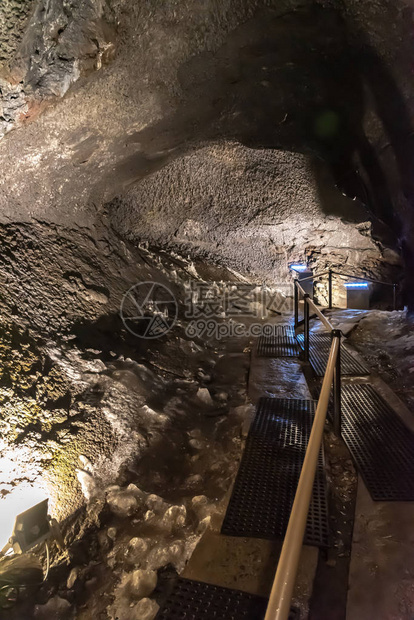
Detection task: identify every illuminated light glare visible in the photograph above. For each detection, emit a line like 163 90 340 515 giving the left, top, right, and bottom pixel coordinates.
344 282 369 289
289 264 308 273
0 452 49 550
0 484 48 550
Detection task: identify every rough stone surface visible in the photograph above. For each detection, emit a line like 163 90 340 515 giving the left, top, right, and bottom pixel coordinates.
111 141 400 282
1 1 414 618
0 0 412 269
0 0 36 68
0 218 255 619
0 0 116 136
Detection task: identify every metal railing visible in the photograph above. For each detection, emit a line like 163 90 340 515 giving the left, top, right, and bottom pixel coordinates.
264 280 342 620
294 268 398 313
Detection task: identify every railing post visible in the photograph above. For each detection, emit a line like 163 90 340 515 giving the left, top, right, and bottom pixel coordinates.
393 284 397 311
328 270 333 309
294 279 299 328
303 294 310 362
332 329 342 438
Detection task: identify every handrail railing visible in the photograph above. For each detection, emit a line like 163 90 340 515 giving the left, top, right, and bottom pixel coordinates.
294 280 334 331
266 264 395 618
331 270 395 288
264 336 340 620
294 268 398 310
264 280 343 620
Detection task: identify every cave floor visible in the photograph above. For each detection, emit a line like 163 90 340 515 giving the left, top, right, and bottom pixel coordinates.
175 310 414 620
181 344 318 619
5 308 414 620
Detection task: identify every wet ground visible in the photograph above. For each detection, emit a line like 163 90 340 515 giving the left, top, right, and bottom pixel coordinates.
3 303 414 619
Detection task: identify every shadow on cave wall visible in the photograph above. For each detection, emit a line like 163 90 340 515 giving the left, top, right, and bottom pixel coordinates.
116 3 414 306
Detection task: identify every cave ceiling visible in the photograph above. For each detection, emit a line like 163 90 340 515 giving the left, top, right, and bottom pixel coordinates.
0 0 412 288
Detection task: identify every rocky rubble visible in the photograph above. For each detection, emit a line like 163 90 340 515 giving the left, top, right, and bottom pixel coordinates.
349 310 414 409
0 220 254 618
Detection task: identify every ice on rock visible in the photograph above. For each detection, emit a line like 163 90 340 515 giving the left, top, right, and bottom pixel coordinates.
197 387 214 405
133 598 159 620
191 495 210 520
119 569 158 598
216 391 228 402
126 537 150 565
189 438 204 450
109 595 158 620
106 484 145 517
160 505 187 532
107 527 117 540
77 455 100 500
188 429 204 449
146 493 168 513
147 540 185 569
231 404 255 419
197 515 211 533
140 404 169 426
66 567 80 589
144 509 157 523
189 428 202 438
34 596 71 619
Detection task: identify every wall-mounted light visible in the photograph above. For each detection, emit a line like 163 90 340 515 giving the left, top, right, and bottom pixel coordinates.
345 282 370 309
0 479 49 552
289 264 308 273
344 282 369 289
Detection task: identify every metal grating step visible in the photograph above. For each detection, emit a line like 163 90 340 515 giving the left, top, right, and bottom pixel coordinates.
296 332 369 377
154 578 300 620
341 384 414 501
221 398 329 547
257 325 299 357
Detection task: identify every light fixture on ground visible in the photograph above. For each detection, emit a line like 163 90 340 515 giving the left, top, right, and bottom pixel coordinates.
0 499 64 610
1 498 63 556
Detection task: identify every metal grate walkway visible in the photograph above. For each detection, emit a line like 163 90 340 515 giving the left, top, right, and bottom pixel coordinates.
154 578 299 620
296 332 369 377
342 384 414 501
221 398 329 547
257 326 299 357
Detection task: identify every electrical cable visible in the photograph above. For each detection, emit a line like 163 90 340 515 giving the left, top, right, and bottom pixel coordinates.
44 541 50 581
0 541 50 594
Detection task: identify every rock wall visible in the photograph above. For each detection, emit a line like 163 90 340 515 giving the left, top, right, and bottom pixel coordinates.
0 0 36 68
0 0 116 138
110 142 401 283
0 0 412 227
